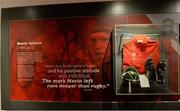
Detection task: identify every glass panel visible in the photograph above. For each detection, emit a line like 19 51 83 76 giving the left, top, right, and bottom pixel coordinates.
113 24 179 95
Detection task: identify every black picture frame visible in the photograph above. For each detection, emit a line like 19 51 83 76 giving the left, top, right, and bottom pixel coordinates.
1 0 180 110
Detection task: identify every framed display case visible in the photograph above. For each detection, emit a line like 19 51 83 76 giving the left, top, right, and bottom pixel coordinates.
1 1 180 110
113 24 179 95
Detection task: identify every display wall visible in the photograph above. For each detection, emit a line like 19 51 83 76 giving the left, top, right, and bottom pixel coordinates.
1 1 180 110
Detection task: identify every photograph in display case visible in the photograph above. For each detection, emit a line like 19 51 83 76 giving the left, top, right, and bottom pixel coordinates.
113 23 180 95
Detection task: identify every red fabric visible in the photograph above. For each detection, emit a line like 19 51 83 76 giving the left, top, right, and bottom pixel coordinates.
132 34 149 44
123 34 160 73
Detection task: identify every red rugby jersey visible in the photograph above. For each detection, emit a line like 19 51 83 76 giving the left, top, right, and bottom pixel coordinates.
122 34 160 74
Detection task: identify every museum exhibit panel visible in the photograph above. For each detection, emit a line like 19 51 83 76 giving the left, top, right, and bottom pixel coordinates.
1 1 180 110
